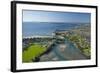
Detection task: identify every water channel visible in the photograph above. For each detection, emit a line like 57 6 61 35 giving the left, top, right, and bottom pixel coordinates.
51 38 87 60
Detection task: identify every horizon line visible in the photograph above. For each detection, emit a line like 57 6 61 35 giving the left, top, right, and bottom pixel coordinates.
23 21 90 24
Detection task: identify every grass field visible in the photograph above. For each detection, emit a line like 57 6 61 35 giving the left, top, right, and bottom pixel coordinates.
22 43 47 62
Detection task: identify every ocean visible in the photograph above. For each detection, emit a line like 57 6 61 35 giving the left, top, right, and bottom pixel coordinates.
22 22 82 37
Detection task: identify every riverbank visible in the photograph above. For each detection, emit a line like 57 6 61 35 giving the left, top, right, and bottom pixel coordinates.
22 38 55 62
65 25 91 58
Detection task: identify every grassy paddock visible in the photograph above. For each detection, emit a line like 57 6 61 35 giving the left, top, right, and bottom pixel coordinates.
22 43 46 62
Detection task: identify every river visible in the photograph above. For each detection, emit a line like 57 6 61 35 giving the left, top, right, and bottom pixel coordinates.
51 38 87 60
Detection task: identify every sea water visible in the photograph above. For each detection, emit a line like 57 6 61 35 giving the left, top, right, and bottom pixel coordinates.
22 22 81 37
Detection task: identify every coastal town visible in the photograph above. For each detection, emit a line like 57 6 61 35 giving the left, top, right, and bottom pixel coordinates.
22 25 90 63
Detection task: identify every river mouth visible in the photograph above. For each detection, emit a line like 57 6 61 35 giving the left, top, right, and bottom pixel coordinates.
38 38 88 62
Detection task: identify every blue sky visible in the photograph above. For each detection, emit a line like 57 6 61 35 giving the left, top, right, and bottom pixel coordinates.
23 10 91 23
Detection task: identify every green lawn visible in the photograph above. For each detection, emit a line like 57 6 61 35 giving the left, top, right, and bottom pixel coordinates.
22 43 47 62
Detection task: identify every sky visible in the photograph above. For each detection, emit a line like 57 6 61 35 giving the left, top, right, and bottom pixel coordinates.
23 10 91 23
